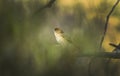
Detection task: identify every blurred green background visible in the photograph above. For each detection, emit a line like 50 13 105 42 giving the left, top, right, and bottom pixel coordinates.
0 0 120 76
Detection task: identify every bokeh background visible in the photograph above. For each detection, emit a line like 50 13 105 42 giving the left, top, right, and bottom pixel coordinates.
0 0 120 76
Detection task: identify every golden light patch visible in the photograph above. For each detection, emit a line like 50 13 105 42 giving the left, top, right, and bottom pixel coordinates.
93 0 101 6
79 0 89 9
109 17 120 26
57 0 77 8
103 31 120 52
79 0 101 9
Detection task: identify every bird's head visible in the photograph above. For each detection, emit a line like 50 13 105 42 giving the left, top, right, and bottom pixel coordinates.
54 28 64 34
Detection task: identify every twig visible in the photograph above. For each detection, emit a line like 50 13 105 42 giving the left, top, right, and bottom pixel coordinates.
33 0 56 16
99 0 120 50
80 52 120 59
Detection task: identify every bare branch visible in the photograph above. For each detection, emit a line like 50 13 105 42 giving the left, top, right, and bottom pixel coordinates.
80 52 120 59
33 0 56 16
99 0 120 50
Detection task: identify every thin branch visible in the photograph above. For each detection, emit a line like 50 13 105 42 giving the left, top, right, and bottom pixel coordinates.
80 52 120 59
33 0 56 16
99 0 120 50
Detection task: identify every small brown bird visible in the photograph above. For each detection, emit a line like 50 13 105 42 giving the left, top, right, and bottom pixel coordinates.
54 27 69 46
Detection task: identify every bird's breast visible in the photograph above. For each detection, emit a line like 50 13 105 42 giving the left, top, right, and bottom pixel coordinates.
54 32 67 45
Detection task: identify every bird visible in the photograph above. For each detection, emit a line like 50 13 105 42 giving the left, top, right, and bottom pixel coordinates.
53 27 82 73
53 27 81 54
54 27 70 46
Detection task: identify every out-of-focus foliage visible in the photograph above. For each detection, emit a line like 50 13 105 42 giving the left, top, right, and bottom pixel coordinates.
0 0 120 76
